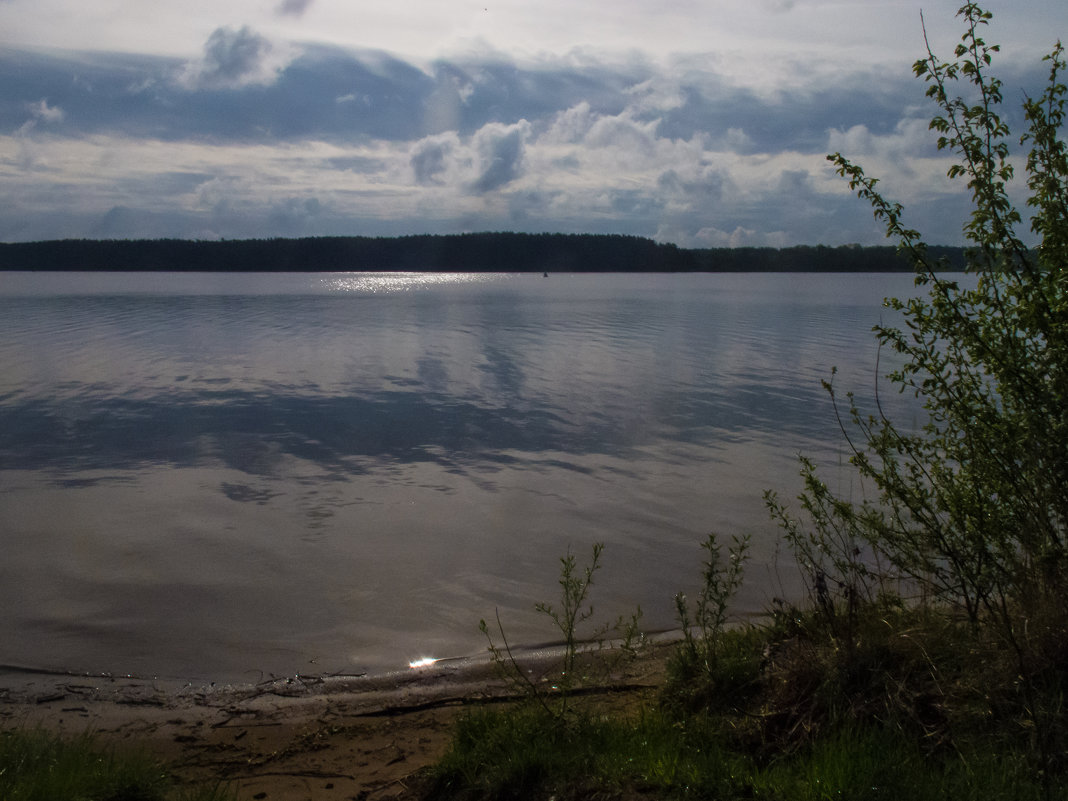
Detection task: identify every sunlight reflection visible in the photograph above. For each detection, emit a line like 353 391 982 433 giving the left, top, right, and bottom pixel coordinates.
408 656 440 669
321 272 505 294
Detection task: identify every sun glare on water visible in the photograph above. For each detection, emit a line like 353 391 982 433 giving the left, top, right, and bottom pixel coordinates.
409 656 440 669
322 273 506 294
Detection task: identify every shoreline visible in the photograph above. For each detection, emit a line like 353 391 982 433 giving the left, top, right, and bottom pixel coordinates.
0 642 674 801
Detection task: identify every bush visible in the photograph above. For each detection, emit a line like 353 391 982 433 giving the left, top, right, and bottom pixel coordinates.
767 1 1067 791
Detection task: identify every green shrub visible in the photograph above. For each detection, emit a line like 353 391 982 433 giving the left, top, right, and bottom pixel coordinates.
768 3 1067 791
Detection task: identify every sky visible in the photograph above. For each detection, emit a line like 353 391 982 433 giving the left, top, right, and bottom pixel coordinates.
0 0 1063 247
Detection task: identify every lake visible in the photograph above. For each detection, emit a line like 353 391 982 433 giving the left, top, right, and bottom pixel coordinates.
0 271 922 684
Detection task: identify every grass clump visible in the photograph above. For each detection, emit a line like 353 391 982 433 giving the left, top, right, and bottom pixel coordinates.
0 727 233 801
424 703 754 801
754 725 1052 801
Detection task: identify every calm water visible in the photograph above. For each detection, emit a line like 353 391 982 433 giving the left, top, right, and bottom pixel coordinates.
0 271 921 683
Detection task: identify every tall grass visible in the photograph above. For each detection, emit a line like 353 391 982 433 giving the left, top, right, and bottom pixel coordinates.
0 728 233 801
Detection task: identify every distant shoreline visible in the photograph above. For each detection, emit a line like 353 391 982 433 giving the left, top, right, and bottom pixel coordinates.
0 232 968 273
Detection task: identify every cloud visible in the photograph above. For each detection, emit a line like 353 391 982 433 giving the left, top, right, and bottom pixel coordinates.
539 103 586 144
657 164 729 201
471 121 530 193
16 97 64 136
179 26 286 90
723 127 754 153
267 195 323 234
422 68 474 135
276 0 314 17
193 175 249 216
0 45 921 152
26 98 65 124
623 78 686 114
826 116 937 168
90 205 158 238
410 134 459 185
12 98 65 168
674 225 764 248
585 112 659 154
0 31 1051 247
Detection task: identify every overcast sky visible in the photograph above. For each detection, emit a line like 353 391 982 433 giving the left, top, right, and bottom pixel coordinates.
0 0 1063 246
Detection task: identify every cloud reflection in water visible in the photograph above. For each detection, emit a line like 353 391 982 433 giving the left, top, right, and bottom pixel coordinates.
0 272 922 681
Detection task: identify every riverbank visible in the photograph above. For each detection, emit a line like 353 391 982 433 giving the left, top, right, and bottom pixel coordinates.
0 644 673 801
5 604 1064 801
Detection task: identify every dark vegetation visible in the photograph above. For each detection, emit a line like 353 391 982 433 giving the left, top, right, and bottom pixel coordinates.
0 727 233 801
0 233 967 272
424 4 1068 799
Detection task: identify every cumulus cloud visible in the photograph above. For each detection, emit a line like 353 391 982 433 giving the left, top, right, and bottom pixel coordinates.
179 26 287 90
827 117 936 169
683 225 763 248
193 175 250 215
542 103 662 169
410 134 459 185
585 112 659 154
471 121 530 193
623 78 686 114
544 102 597 144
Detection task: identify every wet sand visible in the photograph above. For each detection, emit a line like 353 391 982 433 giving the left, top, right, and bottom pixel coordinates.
0 645 671 801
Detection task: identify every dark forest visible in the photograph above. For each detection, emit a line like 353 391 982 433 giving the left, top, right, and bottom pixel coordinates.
0 233 968 272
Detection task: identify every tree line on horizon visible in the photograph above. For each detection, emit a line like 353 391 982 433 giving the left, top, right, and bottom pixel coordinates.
0 232 968 272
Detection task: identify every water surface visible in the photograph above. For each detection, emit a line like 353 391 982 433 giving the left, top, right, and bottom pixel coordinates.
0 271 920 682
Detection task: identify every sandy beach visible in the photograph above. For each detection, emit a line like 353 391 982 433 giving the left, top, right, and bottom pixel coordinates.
0 646 670 801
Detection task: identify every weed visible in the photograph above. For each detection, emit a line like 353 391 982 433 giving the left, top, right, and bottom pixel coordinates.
664 533 758 714
479 542 643 720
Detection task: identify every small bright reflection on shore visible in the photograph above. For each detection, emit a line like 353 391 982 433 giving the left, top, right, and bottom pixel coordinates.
409 656 440 669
